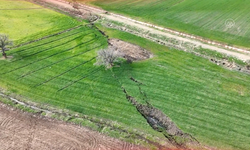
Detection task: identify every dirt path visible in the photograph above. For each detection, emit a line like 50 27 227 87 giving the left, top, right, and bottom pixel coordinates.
41 0 250 61
0 102 145 150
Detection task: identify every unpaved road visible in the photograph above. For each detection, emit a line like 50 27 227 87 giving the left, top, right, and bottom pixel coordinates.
0 102 145 150
42 0 250 61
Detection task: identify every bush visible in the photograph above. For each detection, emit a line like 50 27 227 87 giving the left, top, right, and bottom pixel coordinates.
95 46 124 69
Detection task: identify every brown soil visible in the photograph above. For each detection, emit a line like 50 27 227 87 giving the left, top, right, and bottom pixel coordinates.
109 39 153 61
0 102 145 150
0 56 13 60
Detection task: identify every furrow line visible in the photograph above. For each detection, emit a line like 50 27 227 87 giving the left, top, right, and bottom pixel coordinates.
35 57 97 87
18 43 103 79
58 67 103 92
1 34 98 75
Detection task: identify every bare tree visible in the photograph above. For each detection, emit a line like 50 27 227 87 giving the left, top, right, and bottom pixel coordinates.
95 47 124 68
0 34 13 59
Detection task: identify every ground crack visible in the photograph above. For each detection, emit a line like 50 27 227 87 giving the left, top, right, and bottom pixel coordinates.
122 77 200 149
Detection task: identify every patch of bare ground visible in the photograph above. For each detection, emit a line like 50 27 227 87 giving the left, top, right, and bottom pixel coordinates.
0 102 146 150
0 56 13 60
33 0 93 20
109 39 153 61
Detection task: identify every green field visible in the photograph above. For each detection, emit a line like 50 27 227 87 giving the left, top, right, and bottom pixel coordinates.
0 25 161 137
1 0 250 150
0 24 250 149
91 0 250 48
0 0 80 45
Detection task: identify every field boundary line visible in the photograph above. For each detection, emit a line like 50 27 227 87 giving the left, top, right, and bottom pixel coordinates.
18 43 103 79
10 32 86 63
41 0 250 61
81 2 250 54
0 93 51 114
9 27 89 55
12 25 83 49
35 57 97 87
54 0 250 54
107 12 250 54
57 66 102 91
1 33 97 75
0 91 168 149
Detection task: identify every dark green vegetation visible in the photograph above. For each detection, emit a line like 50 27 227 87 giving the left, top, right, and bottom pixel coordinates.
91 0 250 48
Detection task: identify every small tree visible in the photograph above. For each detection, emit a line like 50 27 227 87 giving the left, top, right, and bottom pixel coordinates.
0 34 13 59
95 47 123 68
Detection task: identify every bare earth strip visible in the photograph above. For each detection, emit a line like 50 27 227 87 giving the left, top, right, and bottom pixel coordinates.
42 0 250 61
0 102 145 150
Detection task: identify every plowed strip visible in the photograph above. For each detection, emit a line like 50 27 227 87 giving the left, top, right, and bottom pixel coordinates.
0 102 146 150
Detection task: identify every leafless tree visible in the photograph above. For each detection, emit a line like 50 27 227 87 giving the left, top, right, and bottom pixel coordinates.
95 47 124 68
0 34 13 59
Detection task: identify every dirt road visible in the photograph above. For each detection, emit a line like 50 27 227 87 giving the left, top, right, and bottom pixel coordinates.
0 102 145 150
42 0 250 61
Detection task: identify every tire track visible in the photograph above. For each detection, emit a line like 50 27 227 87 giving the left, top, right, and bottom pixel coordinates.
122 142 135 150
35 57 97 87
1 33 98 75
0 116 15 128
10 31 89 63
59 141 81 150
11 25 83 50
25 115 37 150
9 26 86 55
57 67 103 91
81 131 99 150
18 43 103 79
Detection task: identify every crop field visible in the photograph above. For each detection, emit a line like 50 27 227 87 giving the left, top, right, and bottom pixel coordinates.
91 0 250 48
0 0 80 45
0 25 159 135
98 27 250 150
1 0 250 150
0 23 250 149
